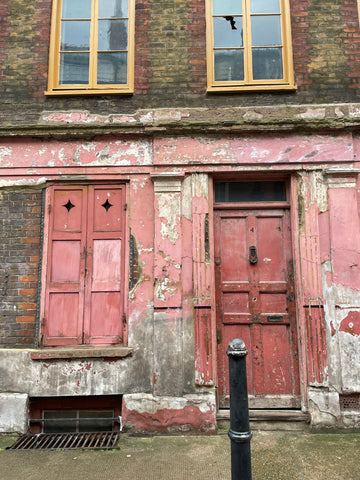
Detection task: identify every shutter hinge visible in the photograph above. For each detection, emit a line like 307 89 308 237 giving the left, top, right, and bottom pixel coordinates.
122 313 127 327
124 203 127 211
47 204 51 214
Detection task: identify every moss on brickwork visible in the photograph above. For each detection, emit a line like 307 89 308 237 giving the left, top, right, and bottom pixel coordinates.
2 1 36 104
305 0 350 103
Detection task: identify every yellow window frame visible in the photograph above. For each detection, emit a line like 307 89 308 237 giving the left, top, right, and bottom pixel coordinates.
206 0 296 92
46 0 134 95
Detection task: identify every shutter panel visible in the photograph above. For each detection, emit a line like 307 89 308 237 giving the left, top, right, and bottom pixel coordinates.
83 185 125 345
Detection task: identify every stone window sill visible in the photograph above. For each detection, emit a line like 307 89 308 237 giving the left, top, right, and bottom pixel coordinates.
30 347 133 360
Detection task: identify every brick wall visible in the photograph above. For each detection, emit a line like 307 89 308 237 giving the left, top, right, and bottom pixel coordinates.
0 0 360 122
342 0 360 90
0 189 42 347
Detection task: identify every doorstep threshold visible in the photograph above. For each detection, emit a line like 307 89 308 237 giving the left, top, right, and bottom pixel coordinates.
217 409 310 423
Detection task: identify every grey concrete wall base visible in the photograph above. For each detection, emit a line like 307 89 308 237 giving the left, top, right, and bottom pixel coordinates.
341 412 360 429
308 388 340 427
0 393 28 433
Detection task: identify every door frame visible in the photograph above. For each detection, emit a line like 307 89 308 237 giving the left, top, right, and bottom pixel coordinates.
210 174 307 410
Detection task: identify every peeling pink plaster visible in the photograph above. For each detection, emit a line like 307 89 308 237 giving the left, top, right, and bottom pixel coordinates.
328 188 360 290
0 137 152 168
154 189 182 307
123 405 215 434
154 134 354 165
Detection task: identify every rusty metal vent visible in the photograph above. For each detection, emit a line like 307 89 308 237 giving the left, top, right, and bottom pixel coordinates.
7 431 120 451
340 394 360 410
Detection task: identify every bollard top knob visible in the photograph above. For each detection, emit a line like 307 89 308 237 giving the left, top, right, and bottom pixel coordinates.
226 338 248 357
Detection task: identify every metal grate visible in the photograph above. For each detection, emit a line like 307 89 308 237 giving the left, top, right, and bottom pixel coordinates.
340 394 360 410
7 431 120 450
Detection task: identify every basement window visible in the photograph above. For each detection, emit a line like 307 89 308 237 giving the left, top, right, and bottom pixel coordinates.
7 396 123 451
29 395 122 434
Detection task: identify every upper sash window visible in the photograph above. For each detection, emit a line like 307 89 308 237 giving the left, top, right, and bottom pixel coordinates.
46 0 134 95
206 0 296 92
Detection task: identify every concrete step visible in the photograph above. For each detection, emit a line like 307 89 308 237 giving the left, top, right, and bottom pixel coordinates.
217 409 311 432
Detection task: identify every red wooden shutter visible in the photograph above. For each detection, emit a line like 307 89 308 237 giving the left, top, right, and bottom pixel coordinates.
43 186 87 346
43 185 125 347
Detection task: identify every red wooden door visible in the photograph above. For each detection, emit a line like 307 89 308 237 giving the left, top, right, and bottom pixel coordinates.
215 208 300 409
43 185 125 347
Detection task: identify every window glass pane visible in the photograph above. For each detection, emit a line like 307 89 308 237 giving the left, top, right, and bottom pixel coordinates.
250 0 280 14
62 0 91 19
213 0 242 16
97 52 127 84
215 182 287 202
98 19 128 50
215 50 244 81
44 411 77 433
78 410 113 432
214 17 243 48
61 21 90 51
43 410 114 433
251 16 281 46
252 47 283 79
59 53 89 84
99 0 128 18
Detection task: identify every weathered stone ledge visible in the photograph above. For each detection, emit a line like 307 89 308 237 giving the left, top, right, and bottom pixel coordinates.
1 104 360 138
28 347 133 360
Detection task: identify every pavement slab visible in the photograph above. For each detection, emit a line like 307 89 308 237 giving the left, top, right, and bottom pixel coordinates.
0 431 359 480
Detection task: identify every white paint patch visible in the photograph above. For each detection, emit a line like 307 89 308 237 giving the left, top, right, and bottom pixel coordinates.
0 177 47 188
157 195 180 244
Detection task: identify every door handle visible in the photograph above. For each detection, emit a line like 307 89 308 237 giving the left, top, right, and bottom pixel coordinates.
249 245 258 264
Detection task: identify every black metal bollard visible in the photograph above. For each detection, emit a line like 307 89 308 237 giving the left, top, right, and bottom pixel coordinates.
227 338 252 480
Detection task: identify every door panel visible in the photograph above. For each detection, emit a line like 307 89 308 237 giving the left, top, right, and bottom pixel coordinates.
51 241 81 283
215 208 300 409
47 293 80 338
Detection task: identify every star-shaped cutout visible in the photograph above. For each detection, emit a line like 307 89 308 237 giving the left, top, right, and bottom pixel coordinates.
102 199 113 212
63 200 75 212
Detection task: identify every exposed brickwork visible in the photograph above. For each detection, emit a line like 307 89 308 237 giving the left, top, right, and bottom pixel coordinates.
134 0 152 95
342 0 360 90
30 0 52 99
290 0 312 92
305 0 351 103
0 1 11 93
0 189 42 347
146 0 192 99
1 0 36 112
187 0 207 95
